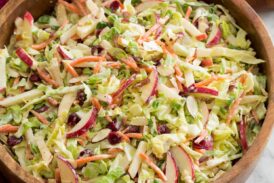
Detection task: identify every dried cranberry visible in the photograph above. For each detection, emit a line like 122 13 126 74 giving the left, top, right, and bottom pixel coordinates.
7 136 23 146
35 105 49 113
107 122 118 131
91 45 104 55
193 135 213 150
108 131 121 145
125 125 140 133
157 124 170 134
76 90 86 106
67 113 81 126
109 0 120 12
29 73 41 82
79 149 93 157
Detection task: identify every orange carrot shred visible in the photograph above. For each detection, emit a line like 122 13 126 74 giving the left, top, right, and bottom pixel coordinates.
93 61 101 74
91 97 101 110
226 92 245 124
121 57 140 72
139 153 168 181
76 154 115 167
63 62 79 77
70 56 105 66
59 0 82 15
194 75 224 87
73 0 88 16
196 33 208 41
47 97 59 106
108 148 123 155
31 110 49 125
0 124 19 133
174 64 182 77
185 6 192 20
37 68 60 88
116 131 130 142
125 133 143 139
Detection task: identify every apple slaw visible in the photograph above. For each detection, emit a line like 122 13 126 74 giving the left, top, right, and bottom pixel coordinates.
0 0 268 183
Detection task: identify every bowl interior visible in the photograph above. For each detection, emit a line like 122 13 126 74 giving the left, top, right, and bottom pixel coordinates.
0 0 273 182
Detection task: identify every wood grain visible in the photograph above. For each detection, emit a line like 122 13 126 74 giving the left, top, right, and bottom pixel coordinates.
0 0 273 183
245 0 274 11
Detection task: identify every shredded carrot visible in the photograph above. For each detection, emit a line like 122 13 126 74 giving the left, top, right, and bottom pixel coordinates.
125 133 143 139
0 124 19 133
116 131 130 142
196 33 208 41
91 97 101 110
47 97 59 106
59 0 82 15
195 148 206 154
194 75 224 87
77 138 85 146
239 73 247 84
201 58 213 67
63 62 79 77
93 61 101 74
174 64 182 77
37 68 60 88
176 78 183 91
156 40 175 55
121 57 140 72
76 154 115 167
106 62 121 69
70 56 105 66
32 36 56 50
139 23 161 42
185 6 192 20
142 66 153 73
31 110 49 125
139 153 168 181
108 148 123 155
73 0 88 16
226 92 245 124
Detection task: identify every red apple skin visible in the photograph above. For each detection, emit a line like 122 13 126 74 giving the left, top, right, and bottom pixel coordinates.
165 152 179 183
66 108 98 138
16 48 34 68
57 46 73 60
24 11 34 25
143 68 159 103
206 26 222 47
112 74 136 99
170 146 195 180
57 156 79 183
194 87 218 96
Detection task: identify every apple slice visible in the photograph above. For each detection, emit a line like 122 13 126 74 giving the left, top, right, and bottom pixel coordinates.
92 128 111 143
57 156 78 183
206 23 222 47
165 152 179 183
66 108 98 138
23 11 34 26
57 45 73 60
193 86 218 96
16 48 37 69
141 68 158 103
128 141 147 178
170 146 195 180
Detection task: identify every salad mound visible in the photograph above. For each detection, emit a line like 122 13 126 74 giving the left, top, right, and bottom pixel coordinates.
0 0 268 182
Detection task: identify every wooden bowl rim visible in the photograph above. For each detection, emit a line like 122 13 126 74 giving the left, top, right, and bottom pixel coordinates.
0 0 273 182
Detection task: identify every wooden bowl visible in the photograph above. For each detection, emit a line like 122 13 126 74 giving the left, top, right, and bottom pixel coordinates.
0 0 273 182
